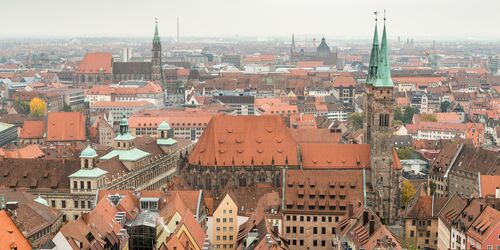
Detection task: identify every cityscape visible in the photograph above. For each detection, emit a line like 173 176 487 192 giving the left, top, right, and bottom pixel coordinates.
1 1 500 250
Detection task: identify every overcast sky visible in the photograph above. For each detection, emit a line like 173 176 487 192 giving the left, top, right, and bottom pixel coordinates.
2 0 499 40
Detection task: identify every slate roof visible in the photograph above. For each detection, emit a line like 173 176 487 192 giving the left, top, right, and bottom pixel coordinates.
112 62 152 75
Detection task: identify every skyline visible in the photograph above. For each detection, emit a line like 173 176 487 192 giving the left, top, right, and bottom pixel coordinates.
2 0 500 40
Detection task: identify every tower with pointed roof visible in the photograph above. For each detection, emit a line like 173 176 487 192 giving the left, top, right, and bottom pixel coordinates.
290 33 296 62
365 12 401 224
151 19 164 84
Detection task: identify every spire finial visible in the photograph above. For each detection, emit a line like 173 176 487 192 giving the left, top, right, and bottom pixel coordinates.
384 9 387 22
374 11 378 22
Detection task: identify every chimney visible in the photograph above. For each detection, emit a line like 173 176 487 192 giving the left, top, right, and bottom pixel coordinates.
348 204 353 218
496 187 500 198
6 202 18 211
480 204 484 212
369 220 375 236
362 211 369 225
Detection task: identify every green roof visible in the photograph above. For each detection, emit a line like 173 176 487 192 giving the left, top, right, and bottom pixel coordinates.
80 145 98 158
158 121 170 130
366 23 379 85
34 195 48 206
153 20 161 45
157 138 177 146
119 118 129 126
69 167 108 178
373 23 394 88
100 148 150 162
115 133 135 141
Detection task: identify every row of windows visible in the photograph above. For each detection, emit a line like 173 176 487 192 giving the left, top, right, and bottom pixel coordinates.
215 218 234 223
215 235 234 241
285 215 339 223
215 226 234 232
288 239 329 247
286 226 336 235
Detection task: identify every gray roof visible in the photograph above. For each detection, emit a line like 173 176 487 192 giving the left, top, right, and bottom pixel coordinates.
214 95 254 104
129 210 158 228
113 62 152 75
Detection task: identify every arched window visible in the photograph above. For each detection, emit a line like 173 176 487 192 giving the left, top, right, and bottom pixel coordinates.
379 113 390 127
258 174 266 183
161 131 165 138
239 176 246 187
205 175 211 190
220 177 228 188
84 159 89 168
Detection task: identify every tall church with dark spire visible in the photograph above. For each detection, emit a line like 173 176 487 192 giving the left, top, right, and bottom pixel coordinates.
364 13 401 224
151 19 163 84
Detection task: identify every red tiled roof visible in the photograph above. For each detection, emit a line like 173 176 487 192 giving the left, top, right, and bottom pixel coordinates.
0 144 44 159
77 52 113 74
0 210 32 250
296 61 324 68
46 112 86 142
333 76 356 87
300 143 370 169
188 115 299 167
92 100 155 108
479 175 500 198
466 206 500 244
289 128 342 143
19 120 46 139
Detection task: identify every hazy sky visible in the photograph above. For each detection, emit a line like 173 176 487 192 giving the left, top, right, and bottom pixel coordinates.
2 0 500 39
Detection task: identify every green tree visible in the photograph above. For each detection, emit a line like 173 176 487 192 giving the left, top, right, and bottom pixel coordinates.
420 114 437 122
440 101 451 112
394 106 404 122
403 106 420 124
429 181 437 196
397 147 413 159
348 112 363 130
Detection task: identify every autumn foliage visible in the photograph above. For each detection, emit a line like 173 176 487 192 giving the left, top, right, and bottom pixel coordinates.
29 97 47 116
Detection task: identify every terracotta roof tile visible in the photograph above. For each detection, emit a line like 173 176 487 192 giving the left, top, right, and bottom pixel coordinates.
19 120 46 139
0 210 32 250
333 76 356 87
77 52 113 74
466 206 500 243
300 143 370 169
189 115 299 167
289 128 341 143
479 175 500 198
47 112 86 142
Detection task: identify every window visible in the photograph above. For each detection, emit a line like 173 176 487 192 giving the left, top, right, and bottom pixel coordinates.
322 227 326 234
62 215 67 222
74 215 78 220
286 227 290 233
300 227 304 234
292 227 296 233
313 240 318 246
61 200 66 208
80 181 84 189
88 201 92 208
313 227 317 234
379 113 389 127
87 181 91 190
73 181 77 189
410 230 414 237
51 200 56 208
74 200 79 208
299 240 304 246
321 240 326 246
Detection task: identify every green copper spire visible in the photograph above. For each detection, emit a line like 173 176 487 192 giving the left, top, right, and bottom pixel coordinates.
366 16 379 85
374 17 394 88
153 18 161 45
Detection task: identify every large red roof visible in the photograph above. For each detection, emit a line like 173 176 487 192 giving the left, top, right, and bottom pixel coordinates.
47 112 86 142
0 211 32 250
77 52 113 74
188 115 299 167
19 120 46 139
300 143 371 169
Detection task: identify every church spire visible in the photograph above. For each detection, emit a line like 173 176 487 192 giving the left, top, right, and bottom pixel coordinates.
153 18 161 45
291 33 296 61
366 11 379 85
374 11 394 88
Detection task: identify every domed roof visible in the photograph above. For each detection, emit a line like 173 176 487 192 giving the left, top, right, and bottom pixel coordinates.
158 121 171 130
119 118 128 126
80 144 98 158
317 38 330 53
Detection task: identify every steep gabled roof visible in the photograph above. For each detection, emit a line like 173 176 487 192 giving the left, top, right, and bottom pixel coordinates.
188 115 299 167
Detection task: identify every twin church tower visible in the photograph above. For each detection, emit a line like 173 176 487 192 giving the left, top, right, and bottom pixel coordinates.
364 12 401 224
